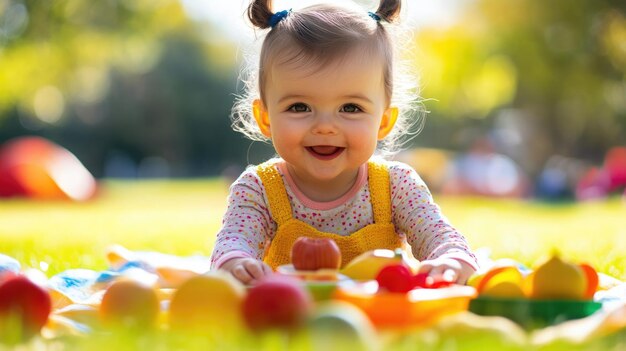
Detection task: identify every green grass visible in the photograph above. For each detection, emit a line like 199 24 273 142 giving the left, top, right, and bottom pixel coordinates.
2 179 623 279
436 196 626 280
0 179 230 276
1 179 625 350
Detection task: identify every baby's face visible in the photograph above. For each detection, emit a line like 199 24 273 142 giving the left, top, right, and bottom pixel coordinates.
259 50 395 187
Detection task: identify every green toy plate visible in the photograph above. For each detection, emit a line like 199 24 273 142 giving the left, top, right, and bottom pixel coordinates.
469 297 602 329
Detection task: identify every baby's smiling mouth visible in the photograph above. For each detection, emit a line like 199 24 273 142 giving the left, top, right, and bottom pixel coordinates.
306 146 345 159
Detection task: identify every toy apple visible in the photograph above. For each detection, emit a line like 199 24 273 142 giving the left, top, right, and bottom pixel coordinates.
0 271 18 284
242 274 312 332
99 279 160 330
291 237 341 271
0 275 52 344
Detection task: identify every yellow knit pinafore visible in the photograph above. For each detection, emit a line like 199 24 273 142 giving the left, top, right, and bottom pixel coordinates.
257 161 403 270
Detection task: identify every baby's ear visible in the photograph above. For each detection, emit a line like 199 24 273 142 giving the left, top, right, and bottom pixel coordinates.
378 106 398 140
252 99 271 137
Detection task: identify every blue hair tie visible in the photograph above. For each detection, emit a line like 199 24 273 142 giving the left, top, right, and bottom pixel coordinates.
268 9 291 28
368 11 381 22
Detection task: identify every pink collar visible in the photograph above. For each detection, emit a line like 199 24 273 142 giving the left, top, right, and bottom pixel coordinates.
276 162 368 211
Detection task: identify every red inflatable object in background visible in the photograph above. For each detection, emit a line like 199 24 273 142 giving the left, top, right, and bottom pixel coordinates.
0 136 97 201
604 146 626 193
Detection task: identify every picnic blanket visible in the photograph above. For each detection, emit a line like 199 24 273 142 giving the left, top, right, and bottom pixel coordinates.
2 247 626 344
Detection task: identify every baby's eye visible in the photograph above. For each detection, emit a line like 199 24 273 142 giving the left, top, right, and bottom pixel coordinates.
340 104 362 113
288 103 311 113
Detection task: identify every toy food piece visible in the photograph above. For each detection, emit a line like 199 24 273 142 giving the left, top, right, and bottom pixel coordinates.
280 237 343 300
334 280 476 328
242 275 313 332
341 248 418 281
99 279 159 330
473 255 599 301
0 275 52 344
376 264 457 294
531 254 586 300
376 264 414 293
169 272 246 332
291 237 341 271
469 256 602 329
276 265 345 301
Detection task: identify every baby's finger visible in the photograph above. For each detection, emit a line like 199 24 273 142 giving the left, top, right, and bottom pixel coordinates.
442 268 458 282
428 266 448 281
232 265 253 284
261 262 273 276
244 261 266 280
417 262 434 274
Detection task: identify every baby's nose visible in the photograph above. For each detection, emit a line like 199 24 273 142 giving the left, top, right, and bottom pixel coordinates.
311 113 338 134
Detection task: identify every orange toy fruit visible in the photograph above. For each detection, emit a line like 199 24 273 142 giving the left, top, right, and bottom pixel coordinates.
579 263 599 300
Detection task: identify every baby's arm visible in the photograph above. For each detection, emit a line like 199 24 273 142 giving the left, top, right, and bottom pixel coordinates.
390 163 479 282
210 170 276 284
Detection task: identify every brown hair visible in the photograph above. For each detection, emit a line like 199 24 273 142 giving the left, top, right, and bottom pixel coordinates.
232 0 423 155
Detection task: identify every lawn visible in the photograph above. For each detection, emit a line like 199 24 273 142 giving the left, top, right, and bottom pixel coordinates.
2 179 624 279
1 179 625 350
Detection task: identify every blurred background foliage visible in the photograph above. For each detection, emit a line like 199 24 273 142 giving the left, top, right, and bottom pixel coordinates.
0 0 624 182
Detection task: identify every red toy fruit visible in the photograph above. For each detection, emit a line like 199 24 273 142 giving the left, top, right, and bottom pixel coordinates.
291 237 342 271
0 275 52 344
242 275 312 331
376 264 414 293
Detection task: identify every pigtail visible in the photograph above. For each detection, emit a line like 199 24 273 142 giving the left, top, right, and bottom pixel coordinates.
374 0 401 23
247 0 273 29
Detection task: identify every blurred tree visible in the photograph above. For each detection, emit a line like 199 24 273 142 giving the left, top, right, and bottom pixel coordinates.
0 0 272 177
3 0 625 178
413 0 626 176
0 0 188 114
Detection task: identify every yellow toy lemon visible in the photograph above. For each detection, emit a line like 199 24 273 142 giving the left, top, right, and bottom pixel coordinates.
531 254 586 300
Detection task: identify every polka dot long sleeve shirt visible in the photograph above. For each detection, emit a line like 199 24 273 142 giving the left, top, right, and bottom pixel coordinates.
210 159 478 270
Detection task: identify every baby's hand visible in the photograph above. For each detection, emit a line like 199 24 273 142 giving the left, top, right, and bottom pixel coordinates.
220 257 273 285
418 257 475 285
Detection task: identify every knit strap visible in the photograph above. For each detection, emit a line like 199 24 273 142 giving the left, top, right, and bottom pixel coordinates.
368 161 392 224
256 162 293 226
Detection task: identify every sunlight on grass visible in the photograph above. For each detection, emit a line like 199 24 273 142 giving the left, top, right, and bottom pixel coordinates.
1 179 624 280
437 196 626 279
0 179 229 275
